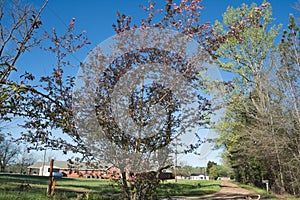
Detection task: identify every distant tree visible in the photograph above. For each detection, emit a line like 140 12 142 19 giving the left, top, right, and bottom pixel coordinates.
0 136 19 172
206 161 217 175
5 148 36 174
176 165 193 177
16 148 36 174
208 164 228 180
191 166 206 175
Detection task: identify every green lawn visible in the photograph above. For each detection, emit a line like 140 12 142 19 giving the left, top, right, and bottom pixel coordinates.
0 174 221 200
0 174 120 200
158 179 221 197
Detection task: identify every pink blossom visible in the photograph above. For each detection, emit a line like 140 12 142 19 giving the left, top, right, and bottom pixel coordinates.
254 7 261 12
261 2 271 7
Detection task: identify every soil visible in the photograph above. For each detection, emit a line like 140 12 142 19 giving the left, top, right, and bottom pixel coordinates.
164 180 262 200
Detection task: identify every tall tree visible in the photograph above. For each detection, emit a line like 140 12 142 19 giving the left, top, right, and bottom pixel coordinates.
275 14 300 194
211 2 300 195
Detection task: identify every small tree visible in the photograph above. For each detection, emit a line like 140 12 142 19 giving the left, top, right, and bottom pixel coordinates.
1 0 217 199
73 1 213 199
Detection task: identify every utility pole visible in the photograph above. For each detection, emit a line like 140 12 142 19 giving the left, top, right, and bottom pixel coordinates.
41 148 46 176
174 138 178 182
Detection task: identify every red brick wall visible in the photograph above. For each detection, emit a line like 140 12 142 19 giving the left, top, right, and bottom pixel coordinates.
59 167 120 179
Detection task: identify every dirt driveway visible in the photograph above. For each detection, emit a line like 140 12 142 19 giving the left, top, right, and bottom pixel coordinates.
165 181 261 200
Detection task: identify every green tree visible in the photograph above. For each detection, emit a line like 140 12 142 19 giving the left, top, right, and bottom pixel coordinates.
206 161 217 175
210 2 300 195
208 165 228 180
208 0 280 190
275 14 300 195
176 165 193 177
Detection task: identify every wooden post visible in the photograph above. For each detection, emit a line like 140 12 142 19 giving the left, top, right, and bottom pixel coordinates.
50 179 57 196
47 159 54 196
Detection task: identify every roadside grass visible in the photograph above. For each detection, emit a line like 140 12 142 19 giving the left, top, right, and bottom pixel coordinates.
0 174 221 199
234 181 300 200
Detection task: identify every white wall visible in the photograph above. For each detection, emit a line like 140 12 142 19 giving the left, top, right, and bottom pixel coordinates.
190 175 209 180
39 165 50 176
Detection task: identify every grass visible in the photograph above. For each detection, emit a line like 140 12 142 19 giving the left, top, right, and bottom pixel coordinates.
158 179 221 197
0 174 121 200
0 174 221 200
234 181 300 200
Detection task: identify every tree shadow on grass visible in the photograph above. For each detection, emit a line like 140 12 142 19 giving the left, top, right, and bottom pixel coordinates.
158 181 221 197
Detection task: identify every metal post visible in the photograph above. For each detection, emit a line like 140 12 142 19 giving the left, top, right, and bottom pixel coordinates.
262 180 269 194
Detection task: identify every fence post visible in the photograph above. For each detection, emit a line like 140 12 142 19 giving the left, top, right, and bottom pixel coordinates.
47 159 54 196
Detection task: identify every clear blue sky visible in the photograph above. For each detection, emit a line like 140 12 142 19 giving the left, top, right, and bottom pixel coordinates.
14 0 298 79
17 0 298 78
11 0 299 167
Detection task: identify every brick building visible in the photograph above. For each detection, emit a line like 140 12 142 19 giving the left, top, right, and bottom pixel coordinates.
27 161 120 179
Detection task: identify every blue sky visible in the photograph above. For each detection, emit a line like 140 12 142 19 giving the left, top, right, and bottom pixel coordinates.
10 0 299 166
17 0 298 77
14 0 298 80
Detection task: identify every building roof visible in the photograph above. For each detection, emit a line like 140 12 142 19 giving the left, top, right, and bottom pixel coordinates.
28 161 113 170
190 173 207 176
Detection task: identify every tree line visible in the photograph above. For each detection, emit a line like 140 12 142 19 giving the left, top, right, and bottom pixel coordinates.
212 2 300 195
